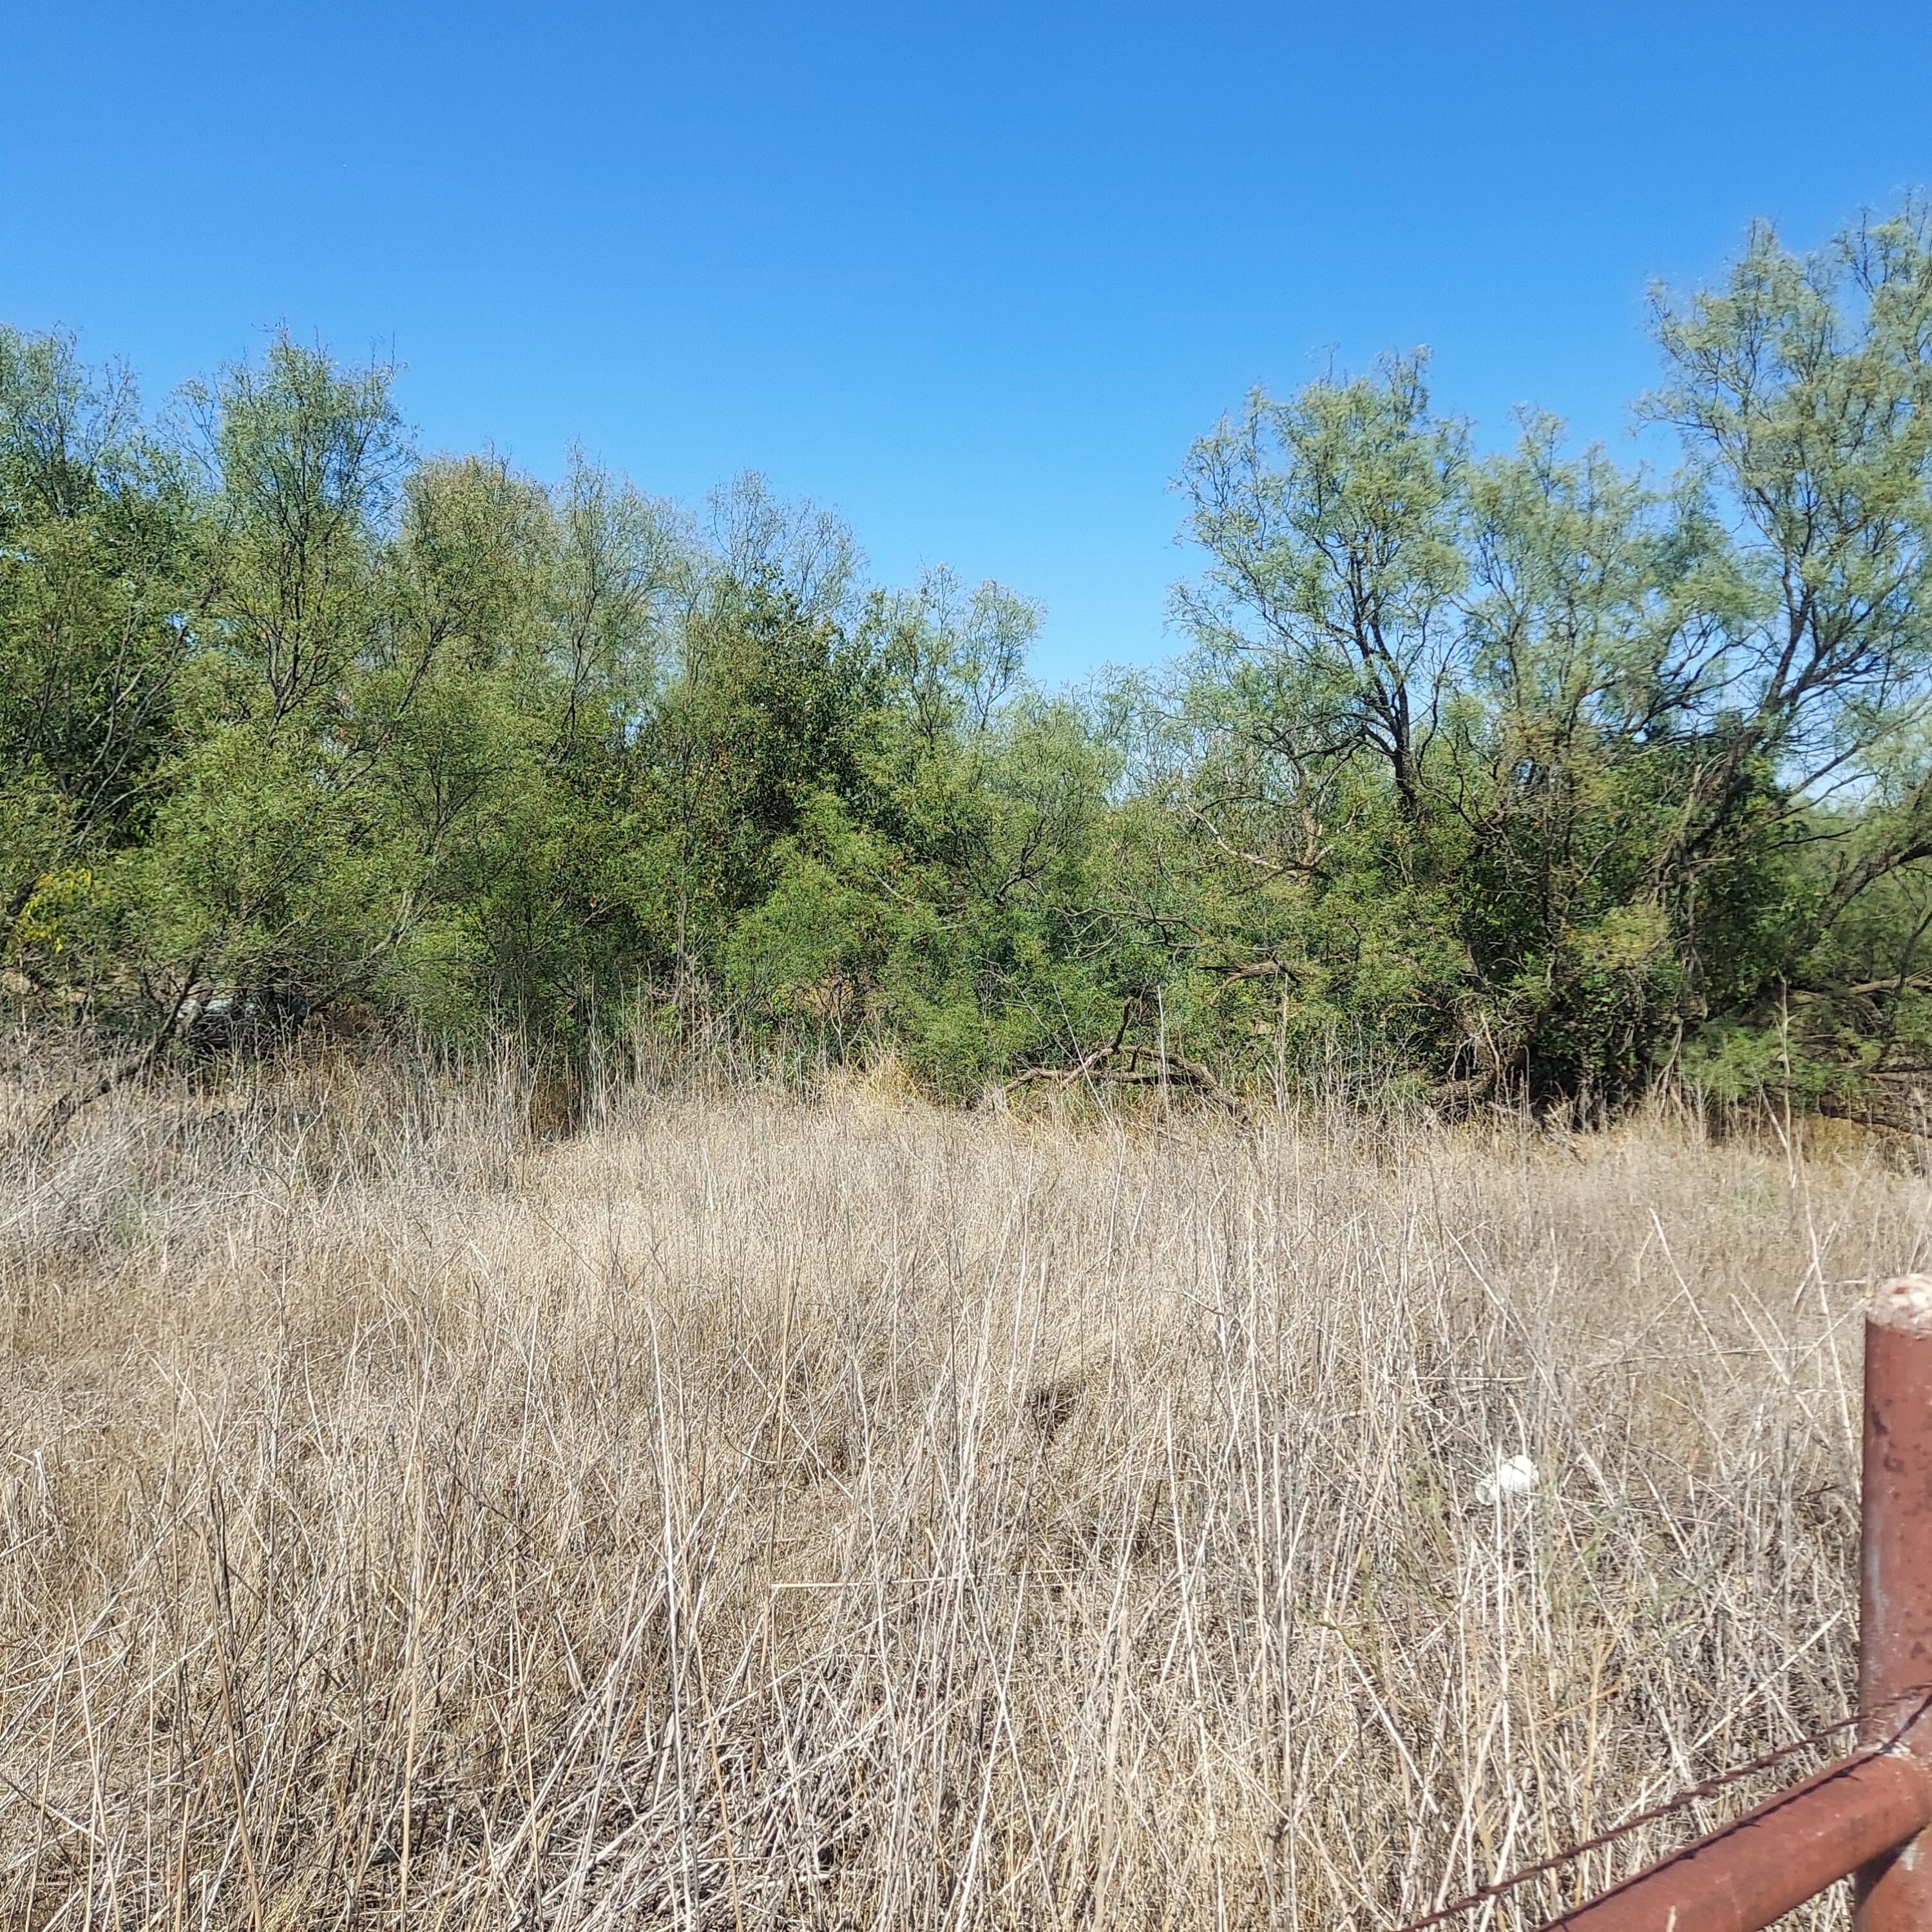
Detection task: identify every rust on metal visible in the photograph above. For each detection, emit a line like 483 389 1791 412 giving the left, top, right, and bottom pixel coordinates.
1525 1272 1932 1932
1535 1751 1932 1932
1856 1273 1932 1932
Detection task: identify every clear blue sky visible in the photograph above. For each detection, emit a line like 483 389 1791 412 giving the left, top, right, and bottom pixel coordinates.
5 1 1928 679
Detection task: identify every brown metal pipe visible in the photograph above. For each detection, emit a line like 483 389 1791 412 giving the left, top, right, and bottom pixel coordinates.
1526 1275 1932 1932
1536 1752 1932 1932
1856 1274 1932 1932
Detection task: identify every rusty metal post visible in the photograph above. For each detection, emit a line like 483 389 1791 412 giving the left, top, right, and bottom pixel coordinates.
1855 1273 1932 1931
1536 1753 1931 1932
1527 1272 1932 1932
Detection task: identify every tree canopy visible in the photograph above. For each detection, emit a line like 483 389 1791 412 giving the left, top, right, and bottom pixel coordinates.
10 203 1932 1124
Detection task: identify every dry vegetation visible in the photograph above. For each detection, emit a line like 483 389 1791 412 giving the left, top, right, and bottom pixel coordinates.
3 1053 1927 1930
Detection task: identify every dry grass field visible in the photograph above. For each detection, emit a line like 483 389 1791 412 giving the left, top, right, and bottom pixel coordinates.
2 1054 1926 1930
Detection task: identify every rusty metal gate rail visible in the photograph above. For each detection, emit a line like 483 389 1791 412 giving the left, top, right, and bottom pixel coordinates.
1408 1276 1932 1932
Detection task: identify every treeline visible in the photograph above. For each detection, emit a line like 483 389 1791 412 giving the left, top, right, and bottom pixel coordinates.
8 205 1932 1122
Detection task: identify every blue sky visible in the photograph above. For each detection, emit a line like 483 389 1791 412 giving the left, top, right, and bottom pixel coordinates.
5 1 1929 679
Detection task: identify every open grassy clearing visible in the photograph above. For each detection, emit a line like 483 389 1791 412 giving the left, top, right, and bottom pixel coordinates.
2 1061 1925 1929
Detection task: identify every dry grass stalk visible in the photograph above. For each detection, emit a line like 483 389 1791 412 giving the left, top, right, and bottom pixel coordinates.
1 1053 1922 1929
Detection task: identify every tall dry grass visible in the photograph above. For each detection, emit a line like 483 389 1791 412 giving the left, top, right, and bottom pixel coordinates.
2 1052 1926 1930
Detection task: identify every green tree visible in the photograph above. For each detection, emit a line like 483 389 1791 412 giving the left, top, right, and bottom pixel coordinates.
106 336 414 1036
0 330 196 985
1647 206 1932 1121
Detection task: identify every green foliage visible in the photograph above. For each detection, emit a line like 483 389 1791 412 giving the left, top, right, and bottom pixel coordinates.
11 203 1932 1121
0 328 196 975
1156 202 1932 1116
